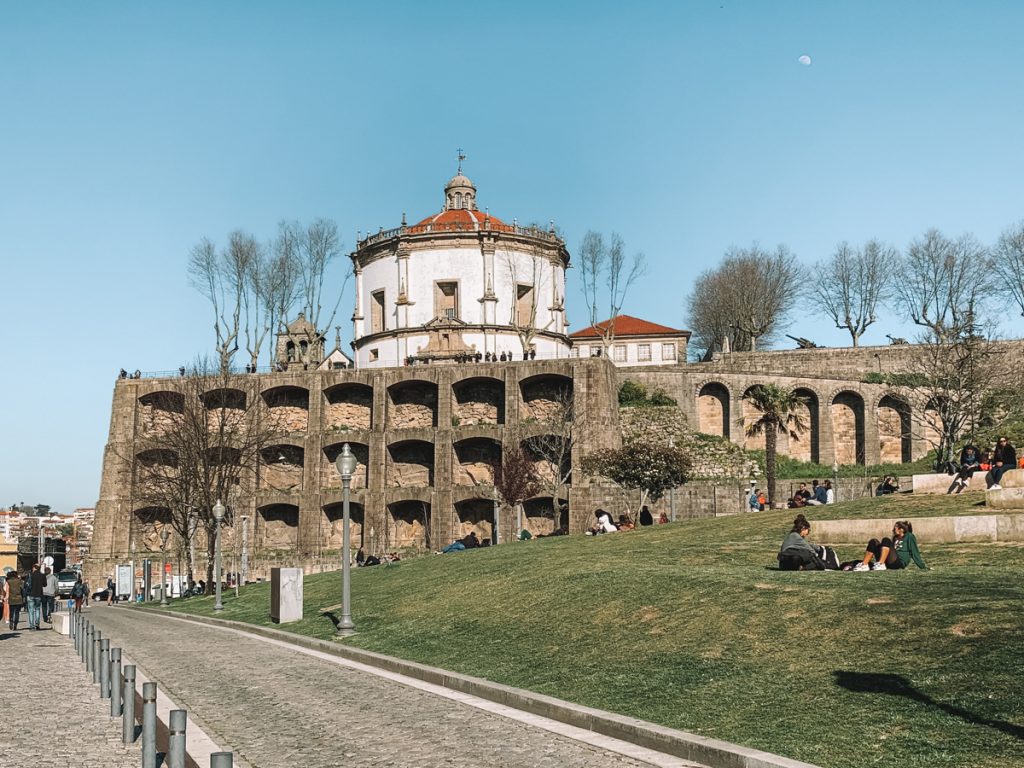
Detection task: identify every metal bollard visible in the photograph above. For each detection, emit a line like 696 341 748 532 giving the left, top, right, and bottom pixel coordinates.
99 639 110 698
70 612 76 641
73 614 79 651
110 648 123 717
92 630 103 684
167 709 187 768
210 753 233 768
142 682 158 768
122 664 137 744
85 624 94 670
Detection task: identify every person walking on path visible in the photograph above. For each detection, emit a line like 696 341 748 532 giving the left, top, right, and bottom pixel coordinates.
26 563 44 630
106 576 115 606
71 574 86 613
6 571 25 630
1 572 9 625
42 566 58 623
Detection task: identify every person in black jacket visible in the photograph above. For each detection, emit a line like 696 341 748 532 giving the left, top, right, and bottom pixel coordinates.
26 563 45 630
989 436 1017 489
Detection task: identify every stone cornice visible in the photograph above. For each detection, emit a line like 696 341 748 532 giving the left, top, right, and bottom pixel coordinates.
351 228 569 271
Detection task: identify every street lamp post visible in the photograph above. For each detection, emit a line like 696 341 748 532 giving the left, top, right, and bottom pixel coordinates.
832 460 839 504
334 444 358 636
159 529 170 607
212 500 225 611
129 541 136 603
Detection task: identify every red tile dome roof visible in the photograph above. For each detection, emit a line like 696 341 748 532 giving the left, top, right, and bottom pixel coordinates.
410 208 512 232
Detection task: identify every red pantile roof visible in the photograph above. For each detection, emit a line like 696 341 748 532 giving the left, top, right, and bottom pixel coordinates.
569 314 689 339
411 208 513 232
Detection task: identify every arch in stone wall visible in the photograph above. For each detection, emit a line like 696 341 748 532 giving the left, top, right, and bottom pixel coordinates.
138 391 184 434
454 498 494 543
135 448 178 468
789 387 820 463
323 383 373 431
262 386 309 433
922 397 943 452
830 390 866 465
387 380 438 430
321 442 369 489
877 394 912 463
452 377 505 425
255 503 299 550
386 500 430 549
132 506 172 553
453 437 501 486
521 434 570 488
741 386 766 451
387 440 435 487
695 381 730 438
259 444 304 492
522 496 568 536
321 501 365 549
519 374 573 422
200 388 247 410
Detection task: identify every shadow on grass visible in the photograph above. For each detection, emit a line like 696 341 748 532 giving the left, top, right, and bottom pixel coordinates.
834 671 1024 740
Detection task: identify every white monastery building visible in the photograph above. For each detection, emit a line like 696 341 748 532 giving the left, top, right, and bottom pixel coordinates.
570 315 689 367
350 170 571 368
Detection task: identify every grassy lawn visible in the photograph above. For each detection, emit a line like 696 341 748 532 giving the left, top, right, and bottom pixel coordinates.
156 494 1023 768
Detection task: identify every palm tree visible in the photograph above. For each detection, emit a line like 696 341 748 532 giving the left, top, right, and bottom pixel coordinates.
743 384 809 508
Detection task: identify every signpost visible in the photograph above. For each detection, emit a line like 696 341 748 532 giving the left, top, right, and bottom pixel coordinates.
116 564 132 602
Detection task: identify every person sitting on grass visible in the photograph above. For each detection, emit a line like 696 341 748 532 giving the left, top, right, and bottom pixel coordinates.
787 491 807 509
587 509 617 535
616 514 635 531
850 520 928 571
805 479 828 506
777 514 826 571
878 476 900 495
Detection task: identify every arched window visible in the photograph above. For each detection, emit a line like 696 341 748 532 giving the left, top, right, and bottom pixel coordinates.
286 342 296 362
455 192 463 209
299 340 309 356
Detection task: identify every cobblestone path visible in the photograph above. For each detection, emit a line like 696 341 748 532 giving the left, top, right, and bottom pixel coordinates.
0 622 139 768
88 607 695 768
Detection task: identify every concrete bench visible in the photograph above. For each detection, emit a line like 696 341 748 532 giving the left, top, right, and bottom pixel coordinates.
997 469 1024 488
986 487 1024 510
911 472 988 494
50 612 71 635
813 513 1024 544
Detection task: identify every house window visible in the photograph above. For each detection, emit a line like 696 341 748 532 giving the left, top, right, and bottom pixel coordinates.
613 345 626 362
577 345 588 357
570 347 579 358
638 344 651 362
369 348 379 362
516 284 535 326
371 290 386 333
662 343 676 360
435 281 458 320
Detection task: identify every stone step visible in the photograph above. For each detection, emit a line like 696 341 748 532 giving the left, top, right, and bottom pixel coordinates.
986 487 1024 510
813 513 1024 544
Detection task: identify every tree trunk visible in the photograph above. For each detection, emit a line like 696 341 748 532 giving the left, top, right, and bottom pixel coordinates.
765 419 778 508
851 332 860 347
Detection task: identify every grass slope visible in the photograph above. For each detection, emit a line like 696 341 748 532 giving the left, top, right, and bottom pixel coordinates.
161 493 1023 768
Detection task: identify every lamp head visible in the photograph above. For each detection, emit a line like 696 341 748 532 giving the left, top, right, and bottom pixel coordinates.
213 499 226 522
335 443 358 479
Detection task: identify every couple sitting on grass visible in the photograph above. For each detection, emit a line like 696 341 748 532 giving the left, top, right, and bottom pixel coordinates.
777 514 928 572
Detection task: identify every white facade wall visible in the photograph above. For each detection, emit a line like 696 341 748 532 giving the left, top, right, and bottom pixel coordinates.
572 337 683 367
354 241 569 368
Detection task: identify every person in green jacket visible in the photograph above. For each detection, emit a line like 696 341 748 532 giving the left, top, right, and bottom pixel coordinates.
852 520 928 571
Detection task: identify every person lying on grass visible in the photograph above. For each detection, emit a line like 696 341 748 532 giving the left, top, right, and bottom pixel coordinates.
848 520 928 571
777 514 838 570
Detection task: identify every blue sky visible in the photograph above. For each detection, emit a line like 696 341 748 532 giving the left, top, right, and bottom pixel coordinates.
2 1 1022 512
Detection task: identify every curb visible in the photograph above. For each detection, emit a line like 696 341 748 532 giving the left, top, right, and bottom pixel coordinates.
139 607 819 768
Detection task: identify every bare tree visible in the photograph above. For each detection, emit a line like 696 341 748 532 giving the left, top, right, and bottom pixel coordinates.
892 229 993 342
577 231 646 353
493 428 541 532
502 247 550 358
522 389 583 521
893 329 1021 470
242 243 300 371
993 221 1024 318
686 244 803 355
275 218 350 367
813 239 897 347
188 235 250 374
128 360 284 590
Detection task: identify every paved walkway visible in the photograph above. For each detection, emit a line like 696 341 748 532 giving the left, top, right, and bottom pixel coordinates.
87 607 702 768
0 621 139 768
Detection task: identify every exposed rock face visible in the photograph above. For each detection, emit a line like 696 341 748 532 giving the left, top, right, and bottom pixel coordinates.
455 499 493 541
325 385 372 430
322 505 364 548
453 439 500 485
260 506 299 549
268 406 308 433
452 380 504 425
619 406 757 480
389 442 434 486
521 377 571 421
388 501 429 548
388 384 438 429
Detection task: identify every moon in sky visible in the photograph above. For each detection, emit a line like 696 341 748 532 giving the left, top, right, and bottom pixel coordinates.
798 55 812 66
